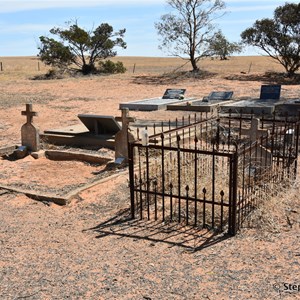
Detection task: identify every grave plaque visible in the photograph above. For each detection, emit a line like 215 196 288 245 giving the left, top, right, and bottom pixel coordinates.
162 88 186 99
260 85 281 100
208 91 233 101
78 114 121 135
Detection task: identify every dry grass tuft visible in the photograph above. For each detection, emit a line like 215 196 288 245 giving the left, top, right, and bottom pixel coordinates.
242 176 300 233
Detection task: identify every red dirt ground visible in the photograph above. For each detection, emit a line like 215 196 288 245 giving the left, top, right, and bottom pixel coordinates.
0 71 300 299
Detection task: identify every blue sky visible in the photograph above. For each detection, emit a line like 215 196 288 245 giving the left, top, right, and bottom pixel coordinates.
0 0 298 57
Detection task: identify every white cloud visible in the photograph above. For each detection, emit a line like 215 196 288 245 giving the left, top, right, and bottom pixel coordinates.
226 0 298 2
227 5 278 13
0 0 164 13
0 23 51 34
219 19 257 25
2 0 297 14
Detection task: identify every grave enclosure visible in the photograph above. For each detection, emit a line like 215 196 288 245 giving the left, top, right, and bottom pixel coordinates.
128 112 300 235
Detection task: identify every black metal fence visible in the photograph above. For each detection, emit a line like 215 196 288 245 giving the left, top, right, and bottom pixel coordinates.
128 112 300 235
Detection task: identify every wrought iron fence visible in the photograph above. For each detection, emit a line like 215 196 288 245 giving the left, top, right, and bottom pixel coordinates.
128 111 300 235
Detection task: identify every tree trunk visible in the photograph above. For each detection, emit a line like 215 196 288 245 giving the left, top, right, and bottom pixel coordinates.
82 64 95 75
190 57 199 72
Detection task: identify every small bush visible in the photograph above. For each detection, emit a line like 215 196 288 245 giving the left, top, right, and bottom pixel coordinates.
98 60 126 74
31 68 65 80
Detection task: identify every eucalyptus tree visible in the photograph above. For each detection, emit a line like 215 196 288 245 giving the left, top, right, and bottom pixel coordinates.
155 0 226 72
209 30 242 60
38 21 126 74
241 3 300 76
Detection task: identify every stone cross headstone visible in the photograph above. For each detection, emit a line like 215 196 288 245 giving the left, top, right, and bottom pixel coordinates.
115 108 136 160
21 104 40 152
241 118 268 142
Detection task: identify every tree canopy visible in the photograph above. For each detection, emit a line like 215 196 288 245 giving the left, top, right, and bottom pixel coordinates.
241 3 300 76
155 0 226 72
208 30 242 60
38 21 126 75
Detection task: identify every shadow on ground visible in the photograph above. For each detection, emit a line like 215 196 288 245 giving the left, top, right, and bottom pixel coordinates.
131 70 217 86
86 208 230 252
225 72 300 85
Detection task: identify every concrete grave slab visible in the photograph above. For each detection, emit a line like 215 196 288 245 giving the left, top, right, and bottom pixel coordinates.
220 85 283 115
44 124 89 135
119 97 192 111
167 99 234 112
220 99 276 115
41 121 116 148
42 121 116 148
167 97 236 112
275 99 300 116
119 88 193 111
167 91 234 112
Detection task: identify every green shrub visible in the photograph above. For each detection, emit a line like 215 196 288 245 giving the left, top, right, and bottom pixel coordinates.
98 60 126 74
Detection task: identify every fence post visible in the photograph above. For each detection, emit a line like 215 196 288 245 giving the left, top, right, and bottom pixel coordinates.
0 62 3 71
248 62 252 73
161 133 165 221
128 141 135 219
177 134 181 222
228 150 238 235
